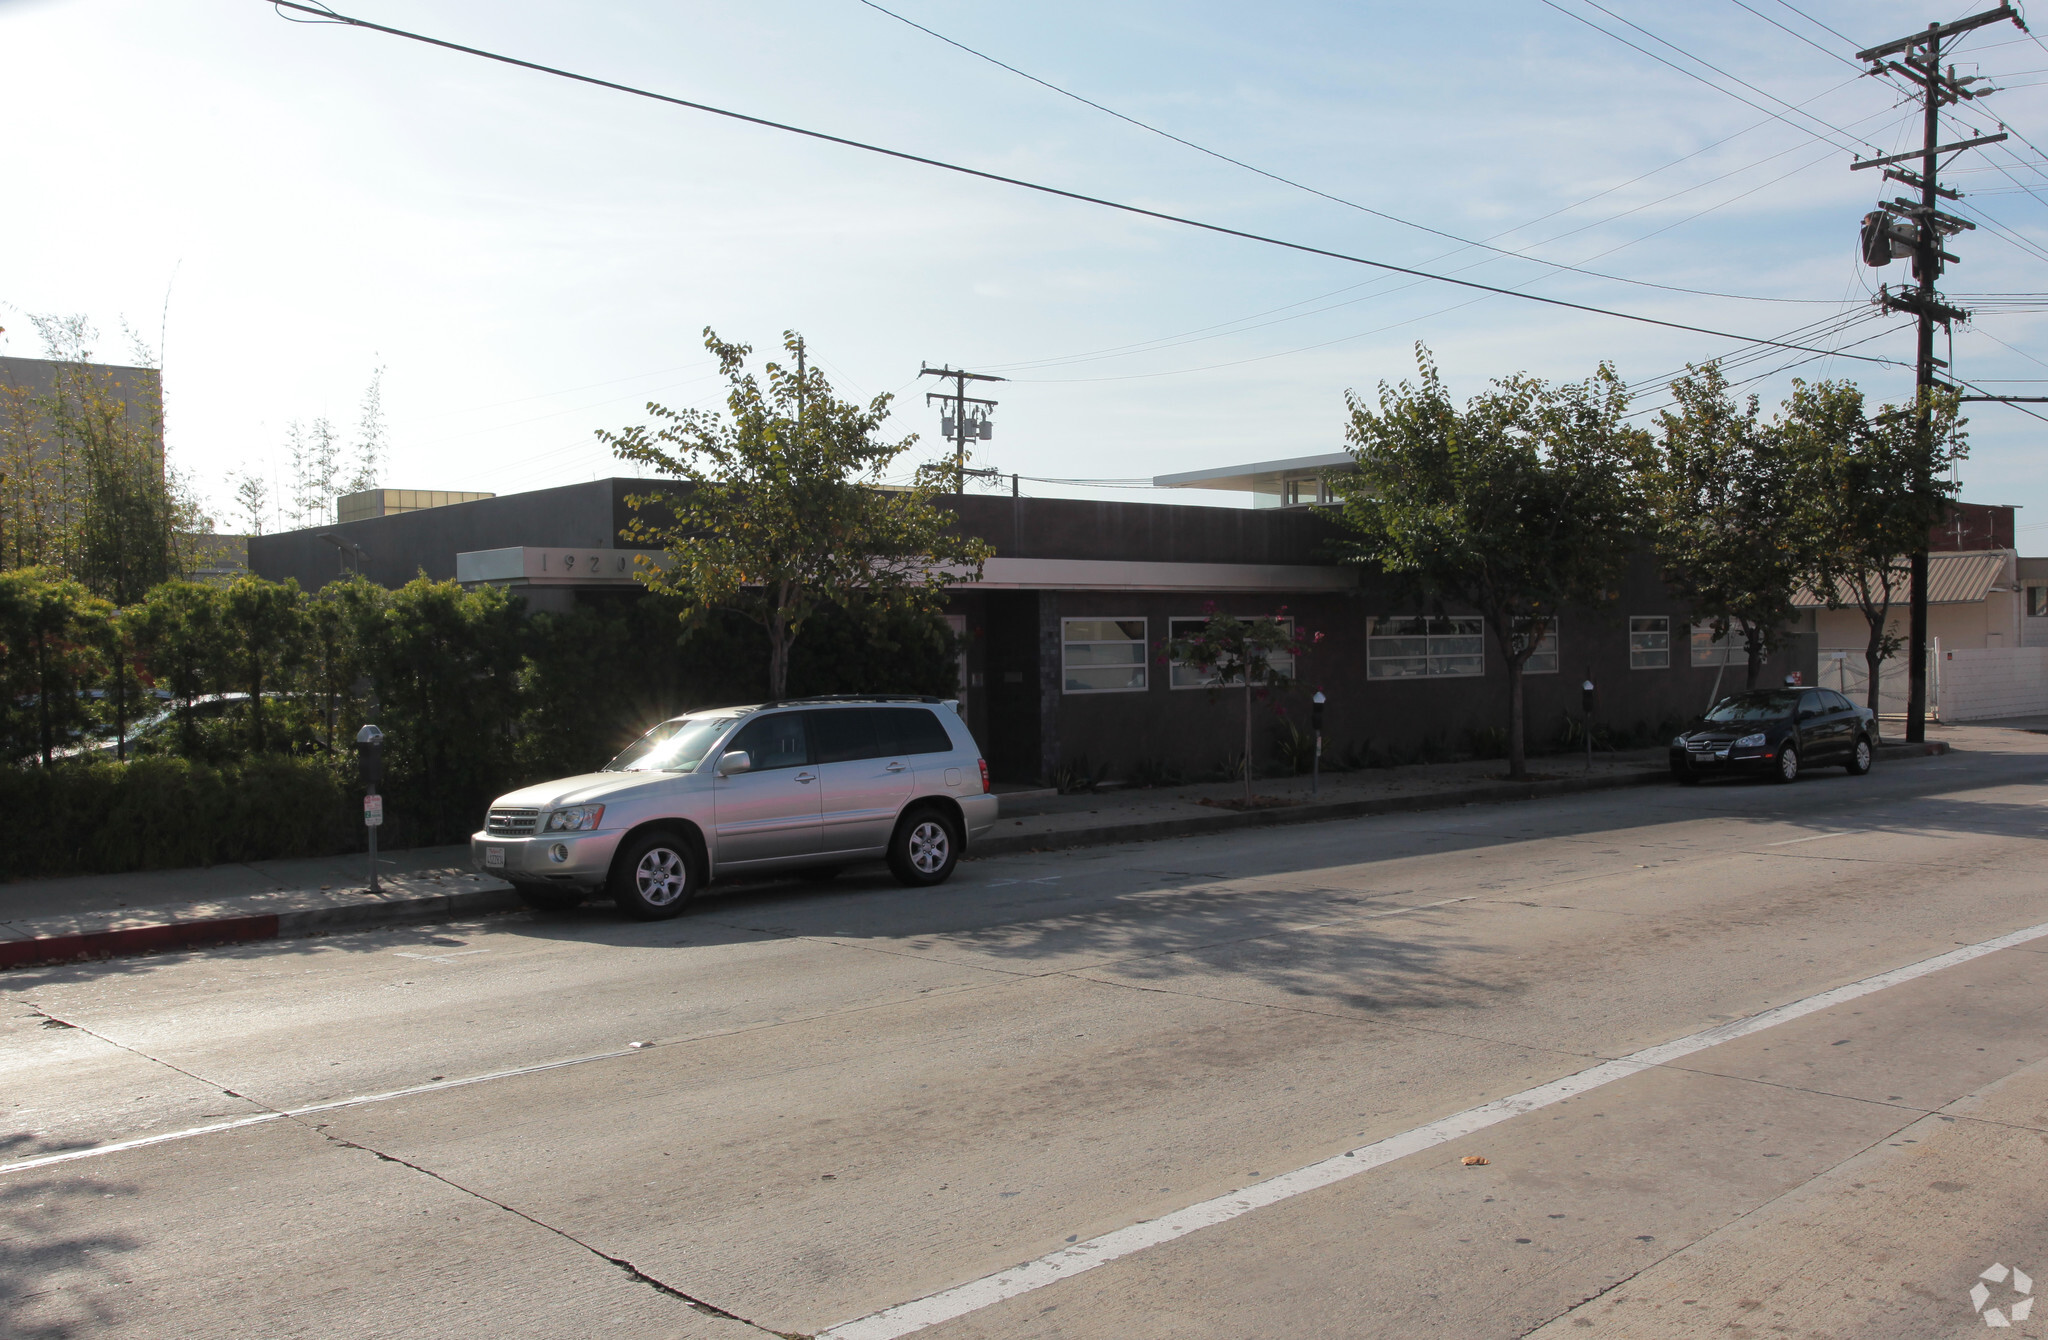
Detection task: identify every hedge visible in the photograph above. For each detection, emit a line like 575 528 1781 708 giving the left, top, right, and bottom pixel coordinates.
0 755 358 879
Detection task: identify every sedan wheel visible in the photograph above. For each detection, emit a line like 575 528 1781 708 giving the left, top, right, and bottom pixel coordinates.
1846 736 1873 776
1774 744 1800 783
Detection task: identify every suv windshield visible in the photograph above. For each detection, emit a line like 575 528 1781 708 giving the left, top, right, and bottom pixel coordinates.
604 715 739 772
1703 691 1802 722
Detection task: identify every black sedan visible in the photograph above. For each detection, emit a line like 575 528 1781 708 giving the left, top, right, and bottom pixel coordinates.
1669 687 1879 784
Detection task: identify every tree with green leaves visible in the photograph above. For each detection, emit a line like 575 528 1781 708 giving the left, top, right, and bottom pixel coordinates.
1787 380 1965 717
8 315 198 603
599 329 991 699
0 568 111 765
358 577 522 844
1648 364 1812 691
222 576 307 754
1163 604 1308 802
1332 347 1648 780
132 581 228 758
92 601 149 762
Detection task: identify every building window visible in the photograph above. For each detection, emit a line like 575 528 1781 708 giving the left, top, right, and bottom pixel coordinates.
1062 618 1148 693
2029 587 2048 618
1690 622 1747 667
1367 616 1485 679
1629 616 1671 669
1167 616 1296 688
1510 618 1559 675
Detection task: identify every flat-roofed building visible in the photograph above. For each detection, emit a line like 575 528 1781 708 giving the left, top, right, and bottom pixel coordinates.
337 488 494 524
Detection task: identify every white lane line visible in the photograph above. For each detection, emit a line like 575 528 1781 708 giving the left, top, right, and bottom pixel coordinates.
0 1048 637 1176
1763 831 1855 847
818 915 2048 1340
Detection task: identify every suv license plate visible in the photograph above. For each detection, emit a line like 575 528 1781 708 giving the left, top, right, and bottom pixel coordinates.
485 847 505 868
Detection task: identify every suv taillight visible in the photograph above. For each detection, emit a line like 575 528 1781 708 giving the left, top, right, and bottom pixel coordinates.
979 758 990 793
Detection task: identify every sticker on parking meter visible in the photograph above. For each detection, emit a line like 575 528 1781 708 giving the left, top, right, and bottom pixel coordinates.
364 794 384 827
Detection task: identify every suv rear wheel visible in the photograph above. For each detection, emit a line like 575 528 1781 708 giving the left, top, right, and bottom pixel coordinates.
611 831 698 920
888 806 960 887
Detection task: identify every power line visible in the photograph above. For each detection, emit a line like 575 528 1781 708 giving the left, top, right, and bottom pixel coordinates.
1724 0 1865 69
263 0 1903 366
1771 0 1859 48
851 0 1835 305
1536 0 1882 153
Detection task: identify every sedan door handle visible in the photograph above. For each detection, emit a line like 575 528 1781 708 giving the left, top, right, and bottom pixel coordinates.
885 761 908 772
796 772 817 784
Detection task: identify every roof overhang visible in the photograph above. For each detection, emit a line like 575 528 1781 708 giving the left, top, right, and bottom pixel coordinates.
1793 549 2014 608
1152 451 1354 494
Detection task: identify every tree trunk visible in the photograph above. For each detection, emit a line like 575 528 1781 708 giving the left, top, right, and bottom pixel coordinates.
1743 622 1763 689
36 636 51 768
114 655 127 763
1505 658 1527 781
1861 602 1890 721
249 654 266 755
767 586 791 700
1243 676 1254 803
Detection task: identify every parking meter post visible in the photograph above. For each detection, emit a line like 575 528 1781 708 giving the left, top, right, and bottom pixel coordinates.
1581 675 1595 772
1310 691 1326 797
355 724 385 894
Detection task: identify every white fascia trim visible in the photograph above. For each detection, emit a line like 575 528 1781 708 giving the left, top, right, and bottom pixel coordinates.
961 557 1356 592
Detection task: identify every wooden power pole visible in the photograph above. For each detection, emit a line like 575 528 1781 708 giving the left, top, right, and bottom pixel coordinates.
1852 4 2022 742
919 364 1005 493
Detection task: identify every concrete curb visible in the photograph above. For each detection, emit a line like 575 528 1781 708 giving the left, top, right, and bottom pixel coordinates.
972 768 1671 857
0 740 1957 971
0 885 519 972
972 738 1954 858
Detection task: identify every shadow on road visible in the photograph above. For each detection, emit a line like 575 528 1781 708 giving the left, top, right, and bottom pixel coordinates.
0 1171 140 1340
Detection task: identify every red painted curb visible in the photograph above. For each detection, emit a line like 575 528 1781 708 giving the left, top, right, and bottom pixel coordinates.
0 914 280 970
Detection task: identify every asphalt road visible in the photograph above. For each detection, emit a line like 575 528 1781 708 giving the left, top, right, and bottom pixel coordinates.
7 736 2048 1340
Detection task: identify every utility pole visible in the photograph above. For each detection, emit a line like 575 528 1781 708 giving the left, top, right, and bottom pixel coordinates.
919 364 1006 493
1852 4 2022 743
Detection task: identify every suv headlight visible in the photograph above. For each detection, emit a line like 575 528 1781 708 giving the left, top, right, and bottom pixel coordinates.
1733 733 1766 749
544 804 605 832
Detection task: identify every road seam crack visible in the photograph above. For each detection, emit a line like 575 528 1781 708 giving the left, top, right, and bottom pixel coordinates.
318 1133 807 1338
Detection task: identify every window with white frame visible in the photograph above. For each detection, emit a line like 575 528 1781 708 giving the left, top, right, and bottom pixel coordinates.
1061 618 1148 693
1166 616 1295 688
1367 616 1485 679
1510 617 1559 675
2029 586 2048 618
1629 615 1671 669
1689 622 1747 666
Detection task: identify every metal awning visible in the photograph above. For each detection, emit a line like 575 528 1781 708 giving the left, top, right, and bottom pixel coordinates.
1793 549 2012 608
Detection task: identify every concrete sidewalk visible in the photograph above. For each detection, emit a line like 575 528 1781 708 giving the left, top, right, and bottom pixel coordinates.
0 734 1957 971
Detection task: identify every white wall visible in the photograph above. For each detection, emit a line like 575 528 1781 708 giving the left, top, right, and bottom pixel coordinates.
1937 646 2048 722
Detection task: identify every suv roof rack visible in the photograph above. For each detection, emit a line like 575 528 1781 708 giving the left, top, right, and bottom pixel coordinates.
759 694 945 708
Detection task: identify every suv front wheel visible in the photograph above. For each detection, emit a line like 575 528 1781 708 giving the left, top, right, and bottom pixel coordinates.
888 806 960 887
611 831 699 920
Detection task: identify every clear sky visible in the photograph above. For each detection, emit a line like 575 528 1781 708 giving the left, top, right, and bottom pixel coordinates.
5 0 2047 537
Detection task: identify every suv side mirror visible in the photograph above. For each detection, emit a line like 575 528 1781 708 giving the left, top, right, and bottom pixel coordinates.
717 750 752 776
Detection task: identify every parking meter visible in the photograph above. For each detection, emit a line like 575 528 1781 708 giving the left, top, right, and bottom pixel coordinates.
1310 690 1326 795
1580 678 1595 771
355 724 385 892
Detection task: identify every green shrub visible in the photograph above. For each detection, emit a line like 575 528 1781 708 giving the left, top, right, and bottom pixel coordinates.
0 754 356 879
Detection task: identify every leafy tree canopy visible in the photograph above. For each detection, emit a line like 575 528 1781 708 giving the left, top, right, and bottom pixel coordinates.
598 329 992 699
1333 345 1648 778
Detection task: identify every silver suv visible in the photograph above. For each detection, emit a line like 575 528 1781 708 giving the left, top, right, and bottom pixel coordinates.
472 697 998 919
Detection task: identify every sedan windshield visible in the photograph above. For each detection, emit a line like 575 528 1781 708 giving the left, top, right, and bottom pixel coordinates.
604 715 739 773
1703 691 1801 722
